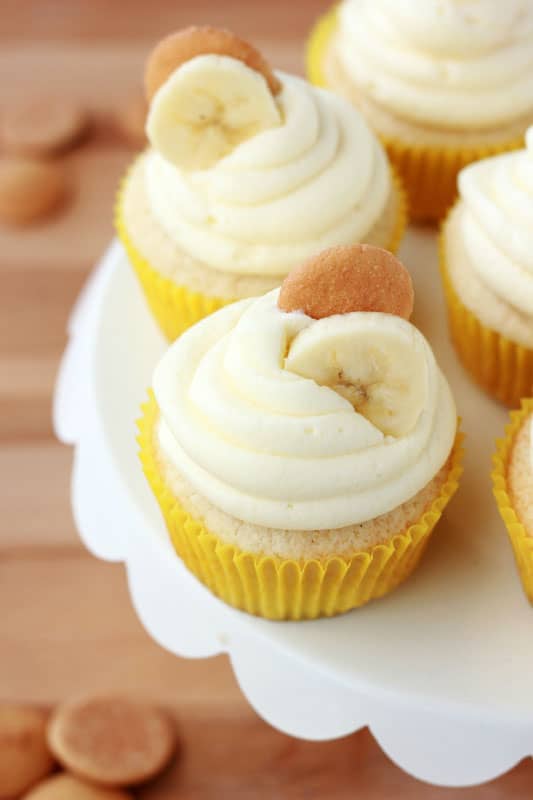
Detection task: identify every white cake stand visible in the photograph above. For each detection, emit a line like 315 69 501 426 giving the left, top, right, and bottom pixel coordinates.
53 233 533 788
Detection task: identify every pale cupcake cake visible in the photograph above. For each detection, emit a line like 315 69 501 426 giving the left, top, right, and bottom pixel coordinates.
493 400 533 603
440 127 533 407
138 244 463 620
117 26 407 340
307 0 533 221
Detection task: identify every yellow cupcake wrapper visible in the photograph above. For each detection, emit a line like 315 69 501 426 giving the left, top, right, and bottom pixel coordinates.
492 399 533 603
114 169 227 342
306 6 524 222
115 156 408 342
380 137 524 224
306 3 339 89
439 213 533 407
386 165 409 256
137 392 464 621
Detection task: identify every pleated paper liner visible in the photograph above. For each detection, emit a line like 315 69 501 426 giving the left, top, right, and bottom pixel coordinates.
380 138 520 223
114 178 226 342
306 5 524 221
305 2 339 89
138 392 464 621
492 399 533 603
115 158 408 343
439 219 533 407
386 165 408 256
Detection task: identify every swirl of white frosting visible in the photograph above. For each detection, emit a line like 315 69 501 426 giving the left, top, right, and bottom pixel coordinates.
144 66 390 276
458 127 533 315
336 0 533 130
153 292 456 531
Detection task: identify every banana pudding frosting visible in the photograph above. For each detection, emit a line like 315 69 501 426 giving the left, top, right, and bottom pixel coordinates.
118 26 406 339
333 0 533 134
143 56 391 277
152 245 456 531
444 126 533 349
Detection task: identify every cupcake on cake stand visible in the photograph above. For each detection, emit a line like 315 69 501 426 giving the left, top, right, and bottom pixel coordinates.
55 231 533 788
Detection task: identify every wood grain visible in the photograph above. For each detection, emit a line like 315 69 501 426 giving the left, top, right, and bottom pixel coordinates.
1 1 531 796
2 553 533 800
0 0 329 43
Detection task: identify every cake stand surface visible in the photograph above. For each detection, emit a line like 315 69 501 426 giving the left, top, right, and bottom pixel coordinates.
54 233 533 788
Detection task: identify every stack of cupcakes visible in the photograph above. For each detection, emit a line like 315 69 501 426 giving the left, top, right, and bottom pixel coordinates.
112 11 533 618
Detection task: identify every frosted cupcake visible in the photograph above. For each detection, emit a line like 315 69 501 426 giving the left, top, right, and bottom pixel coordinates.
493 399 533 603
440 127 533 407
307 0 533 221
116 26 407 340
138 244 462 620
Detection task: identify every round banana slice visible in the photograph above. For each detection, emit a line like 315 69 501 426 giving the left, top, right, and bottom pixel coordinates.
285 313 428 438
146 54 282 171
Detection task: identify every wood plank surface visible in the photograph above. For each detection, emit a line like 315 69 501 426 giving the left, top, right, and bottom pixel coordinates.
1 2 531 797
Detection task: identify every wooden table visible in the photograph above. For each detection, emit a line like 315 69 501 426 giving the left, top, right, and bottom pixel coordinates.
1 2 531 796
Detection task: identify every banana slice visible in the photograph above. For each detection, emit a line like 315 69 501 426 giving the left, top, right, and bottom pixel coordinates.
146 54 282 170
285 313 428 438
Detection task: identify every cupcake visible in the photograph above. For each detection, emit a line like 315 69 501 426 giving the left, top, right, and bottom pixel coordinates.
307 0 533 221
493 399 533 603
440 127 533 407
116 26 407 341
138 244 463 620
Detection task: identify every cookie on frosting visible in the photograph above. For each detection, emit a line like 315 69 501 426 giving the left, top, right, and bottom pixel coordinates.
145 25 281 101
278 243 414 320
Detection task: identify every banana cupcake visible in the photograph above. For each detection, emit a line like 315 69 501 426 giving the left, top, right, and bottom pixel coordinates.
440 127 533 407
493 399 533 603
307 0 533 221
138 244 463 620
117 26 407 340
